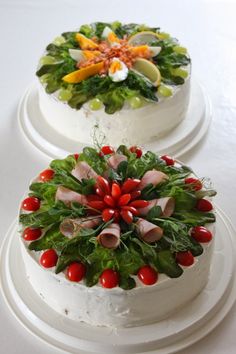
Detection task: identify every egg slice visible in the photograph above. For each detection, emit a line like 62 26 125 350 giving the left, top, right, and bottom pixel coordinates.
108 58 128 82
102 26 120 46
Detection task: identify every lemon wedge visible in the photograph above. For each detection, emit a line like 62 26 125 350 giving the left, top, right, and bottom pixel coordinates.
128 31 160 46
132 58 161 86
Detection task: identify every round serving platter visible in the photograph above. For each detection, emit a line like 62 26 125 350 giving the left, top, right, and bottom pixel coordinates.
18 76 212 159
0 206 235 354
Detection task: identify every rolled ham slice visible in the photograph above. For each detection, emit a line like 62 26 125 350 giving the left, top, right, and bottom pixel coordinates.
55 186 87 206
60 217 101 238
71 161 98 181
136 218 163 243
107 154 127 170
97 223 121 249
139 170 168 190
138 197 175 217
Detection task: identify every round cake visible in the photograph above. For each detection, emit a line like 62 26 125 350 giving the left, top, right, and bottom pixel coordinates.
19 145 216 328
36 22 191 146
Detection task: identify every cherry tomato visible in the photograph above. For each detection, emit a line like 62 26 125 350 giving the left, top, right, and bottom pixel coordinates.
100 145 114 155
121 205 139 216
185 177 202 191
118 193 131 206
120 209 133 224
196 199 213 212
100 269 119 288
40 249 58 268
129 200 149 208
74 153 80 160
129 146 142 158
95 186 105 198
113 209 120 222
21 197 40 211
23 227 42 241
97 176 110 194
121 178 141 193
86 194 102 202
161 155 175 166
138 265 158 285
176 251 194 266
88 200 106 210
111 182 121 199
191 226 212 243
104 195 116 208
102 208 115 222
39 169 54 182
67 262 86 282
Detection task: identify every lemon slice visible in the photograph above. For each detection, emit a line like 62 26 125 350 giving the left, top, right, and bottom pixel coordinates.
132 58 161 86
128 31 160 46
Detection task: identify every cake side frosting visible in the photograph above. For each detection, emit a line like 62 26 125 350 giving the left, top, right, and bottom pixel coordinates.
19 145 216 327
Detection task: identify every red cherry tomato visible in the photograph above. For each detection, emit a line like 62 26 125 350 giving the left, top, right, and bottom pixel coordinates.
67 262 86 282
40 249 58 268
74 153 80 160
86 194 102 202
104 195 116 208
100 145 114 155
191 226 213 243
138 265 158 285
130 190 141 200
196 199 213 212
95 186 105 198
121 205 139 216
176 251 194 266
121 178 141 193
118 193 131 206
185 177 202 191
161 155 175 166
100 269 119 288
39 169 54 182
102 208 115 222
23 227 42 241
111 182 121 200
97 176 110 194
120 209 133 224
88 200 106 210
21 197 40 211
113 209 120 222
129 200 149 208
129 146 142 158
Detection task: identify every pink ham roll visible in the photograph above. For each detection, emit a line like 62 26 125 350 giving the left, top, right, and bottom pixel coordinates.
97 223 121 249
138 197 175 217
139 170 168 190
71 161 98 181
107 154 127 170
55 186 88 206
136 218 163 243
60 217 101 238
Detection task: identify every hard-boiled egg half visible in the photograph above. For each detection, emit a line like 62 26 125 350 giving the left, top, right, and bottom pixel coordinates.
108 58 128 82
102 26 120 46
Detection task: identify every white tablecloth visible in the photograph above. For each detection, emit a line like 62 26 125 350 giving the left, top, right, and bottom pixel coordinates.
0 0 236 353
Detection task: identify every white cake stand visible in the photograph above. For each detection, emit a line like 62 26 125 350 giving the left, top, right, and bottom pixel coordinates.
18 77 212 159
1 206 236 354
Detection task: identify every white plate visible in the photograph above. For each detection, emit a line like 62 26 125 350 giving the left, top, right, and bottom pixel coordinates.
18 77 212 159
0 207 235 354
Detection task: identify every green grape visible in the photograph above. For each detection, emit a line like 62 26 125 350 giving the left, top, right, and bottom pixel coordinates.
58 89 72 101
173 46 187 55
158 85 173 97
89 98 102 110
39 74 50 84
158 32 170 40
129 96 143 109
40 56 56 65
53 36 66 46
171 68 188 79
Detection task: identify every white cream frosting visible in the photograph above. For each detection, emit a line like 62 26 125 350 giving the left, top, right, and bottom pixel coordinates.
20 223 214 328
38 68 191 146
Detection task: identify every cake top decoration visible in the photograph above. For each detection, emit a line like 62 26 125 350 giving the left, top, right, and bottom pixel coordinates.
37 22 190 113
19 145 216 290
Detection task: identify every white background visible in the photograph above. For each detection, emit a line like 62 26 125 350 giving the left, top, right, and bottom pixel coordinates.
0 0 236 353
